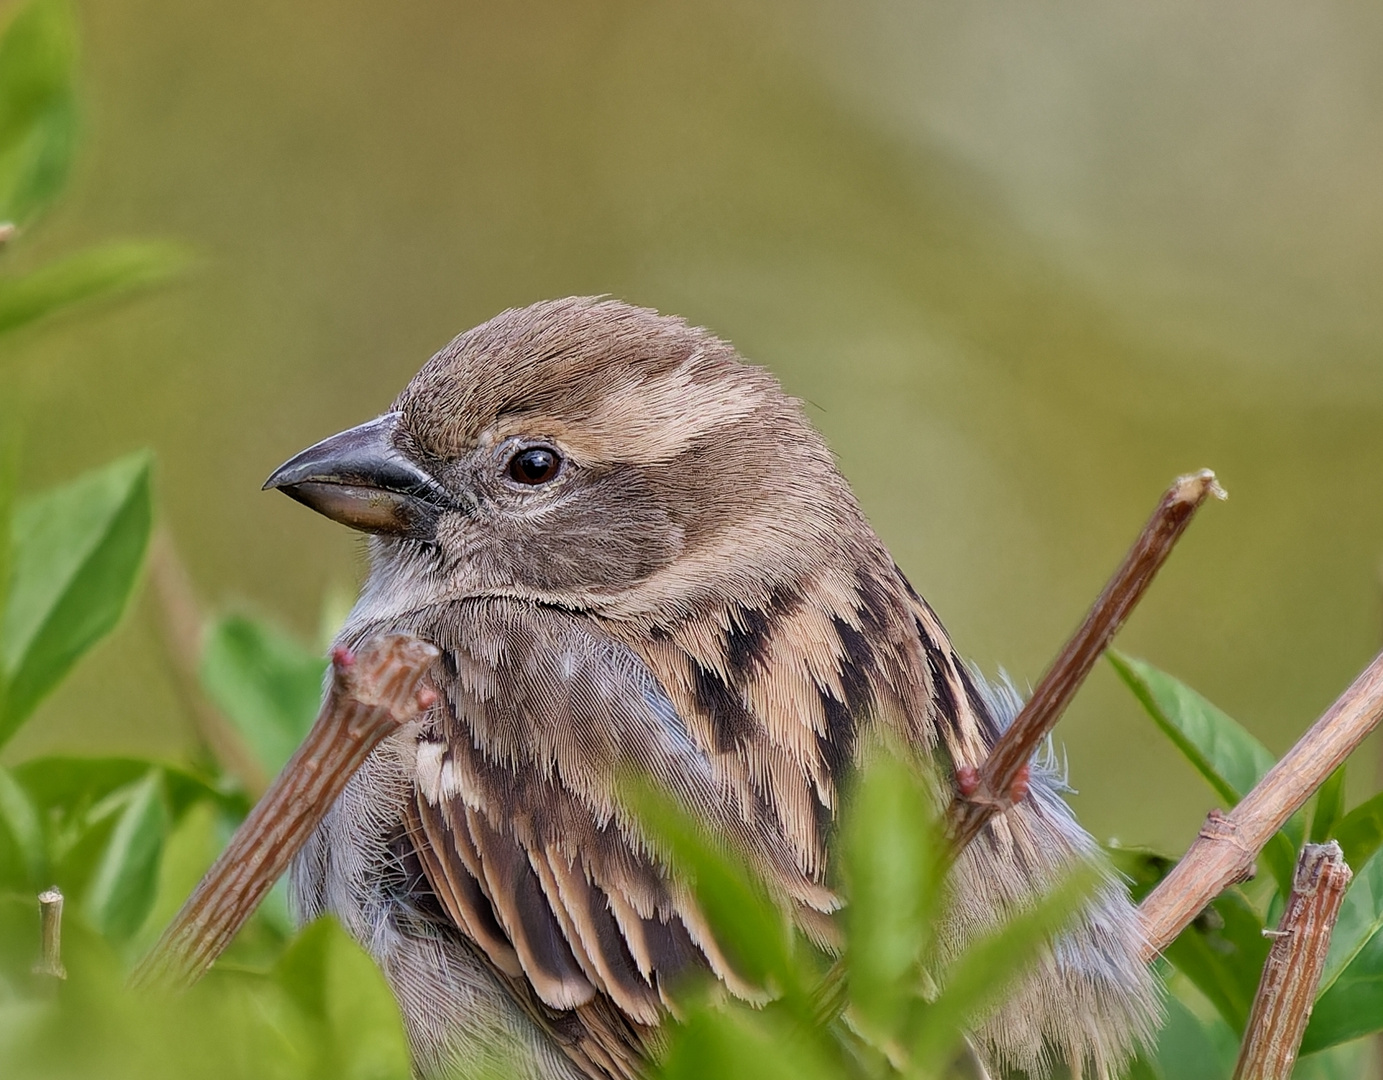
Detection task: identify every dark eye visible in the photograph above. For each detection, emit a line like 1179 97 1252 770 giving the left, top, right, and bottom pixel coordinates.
507 446 562 485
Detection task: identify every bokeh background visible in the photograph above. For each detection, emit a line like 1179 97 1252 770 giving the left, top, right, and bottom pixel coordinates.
5 0 1383 852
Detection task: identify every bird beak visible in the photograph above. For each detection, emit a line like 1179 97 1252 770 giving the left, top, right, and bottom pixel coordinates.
263 414 454 539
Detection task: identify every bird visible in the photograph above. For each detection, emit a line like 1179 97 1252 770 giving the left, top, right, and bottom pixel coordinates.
265 297 1157 1080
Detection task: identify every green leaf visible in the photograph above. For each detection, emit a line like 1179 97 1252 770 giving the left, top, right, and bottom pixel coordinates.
659 1000 837 1080
272 917 415 1080
1109 651 1301 895
1321 844 1383 990
1130 992 1236 1080
11 753 232 822
1104 842 1176 904
0 412 17 723
0 452 152 746
81 769 169 942
840 747 943 1043
199 613 326 777
0 241 188 339
1302 925 1383 1054
625 779 799 1000
0 761 42 885
1333 790 1383 870
0 0 77 223
1310 766 1347 844
908 861 1102 1076
1160 888 1269 1034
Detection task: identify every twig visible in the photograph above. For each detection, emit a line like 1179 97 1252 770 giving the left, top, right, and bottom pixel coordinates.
148 527 268 795
130 633 439 991
946 469 1225 852
1233 843 1351 1080
32 888 67 979
1140 649 1383 958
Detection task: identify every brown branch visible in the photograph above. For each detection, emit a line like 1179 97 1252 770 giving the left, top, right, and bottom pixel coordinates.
147 527 268 795
32 887 67 980
946 469 1225 853
130 633 439 991
1233 843 1351 1080
1141 649 1383 958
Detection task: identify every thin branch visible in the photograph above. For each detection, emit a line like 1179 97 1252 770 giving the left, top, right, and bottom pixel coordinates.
1233 843 1351 1080
1140 649 1383 958
947 470 1225 853
130 633 439 991
32 887 67 980
147 527 267 795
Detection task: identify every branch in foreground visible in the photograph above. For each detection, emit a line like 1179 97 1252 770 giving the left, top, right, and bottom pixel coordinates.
1233 843 1351 1080
946 469 1225 853
1140 649 1383 958
130 633 439 991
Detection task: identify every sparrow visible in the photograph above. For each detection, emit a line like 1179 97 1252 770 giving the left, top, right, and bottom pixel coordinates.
265 298 1156 1080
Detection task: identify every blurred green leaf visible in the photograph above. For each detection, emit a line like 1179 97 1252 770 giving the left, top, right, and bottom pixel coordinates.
1128 992 1235 1080
0 413 17 723
908 861 1101 1076
271 917 413 1080
1333 791 1383 870
81 769 168 942
11 753 232 821
0 452 152 746
200 614 326 777
1109 652 1301 895
659 1000 837 1080
1302 925 1383 1054
0 0 76 223
1159 888 1268 1035
1103 842 1176 904
625 779 799 1000
840 746 942 1044
0 240 187 339
0 762 42 886
1310 766 1346 844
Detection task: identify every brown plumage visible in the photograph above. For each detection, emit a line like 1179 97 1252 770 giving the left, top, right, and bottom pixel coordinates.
269 298 1157 1080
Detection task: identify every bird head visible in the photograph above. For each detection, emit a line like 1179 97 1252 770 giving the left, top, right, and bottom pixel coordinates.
265 297 866 624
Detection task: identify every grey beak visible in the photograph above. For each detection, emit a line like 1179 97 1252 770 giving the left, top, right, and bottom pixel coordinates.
264 414 453 539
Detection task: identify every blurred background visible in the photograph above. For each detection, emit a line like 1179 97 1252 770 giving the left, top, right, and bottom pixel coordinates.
4 0 1382 852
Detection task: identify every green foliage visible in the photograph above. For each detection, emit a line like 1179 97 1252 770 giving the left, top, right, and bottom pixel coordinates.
1 6 1382 1075
0 239 189 337
0 0 76 225
1115 652 1383 1073
1108 651 1302 895
200 613 327 776
1 452 152 743
0 0 184 351
633 746 1101 1080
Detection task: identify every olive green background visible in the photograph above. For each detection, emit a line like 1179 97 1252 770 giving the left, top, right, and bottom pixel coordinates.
6 0 1383 852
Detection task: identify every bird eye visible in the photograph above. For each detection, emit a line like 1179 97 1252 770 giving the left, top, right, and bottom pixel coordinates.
507 446 562 485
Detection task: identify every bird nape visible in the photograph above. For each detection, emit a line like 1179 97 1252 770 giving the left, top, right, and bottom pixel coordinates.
265 297 1157 1080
